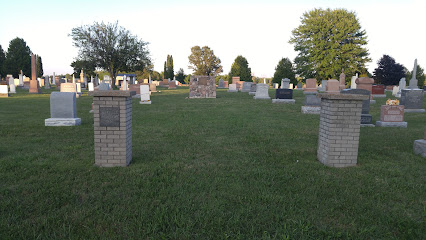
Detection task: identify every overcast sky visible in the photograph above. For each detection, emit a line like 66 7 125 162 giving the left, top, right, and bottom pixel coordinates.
1 0 425 77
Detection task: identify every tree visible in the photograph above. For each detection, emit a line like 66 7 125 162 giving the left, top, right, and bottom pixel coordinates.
373 55 405 85
36 55 43 77
289 8 370 82
188 46 222 76
70 21 151 88
3 37 32 77
272 58 297 86
229 55 252 82
0 45 5 78
406 63 425 88
71 59 96 77
175 68 186 83
163 55 174 79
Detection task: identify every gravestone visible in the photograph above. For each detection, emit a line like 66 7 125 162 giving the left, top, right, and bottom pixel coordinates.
350 73 358 89
272 89 295 104
400 89 425 112
372 85 386 98
281 78 290 89
228 84 238 92
223 81 229 88
355 77 375 103
296 83 303 90
392 86 399 96
253 83 270 99
149 83 157 92
273 83 279 89
88 82 94 92
317 93 368 167
241 82 253 92
76 83 82 97
29 54 41 94
408 59 419 89
304 78 317 93
45 92 81 126
317 80 327 92
168 81 176 89
19 71 23 86
52 72 56 85
189 75 216 98
339 69 346 90
60 83 79 98
289 83 293 89
44 76 51 89
139 85 151 104
341 89 373 126
98 82 111 91
218 79 225 88
413 127 426 157
249 84 257 95
89 90 134 166
0 85 8 97
376 105 407 127
396 78 406 97
8 76 16 93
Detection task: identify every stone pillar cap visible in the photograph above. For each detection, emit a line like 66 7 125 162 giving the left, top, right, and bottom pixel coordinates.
318 93 369 100
89 90 136 97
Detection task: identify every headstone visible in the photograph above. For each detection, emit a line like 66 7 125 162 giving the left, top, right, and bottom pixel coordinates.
392 86 399 96
98 82 111 91
296 83 303 90
228 84 238 92
29 54 41 94
149 83 157 92
317 93 368 167
289 83 294 89
224 81 229 88
19 71 23 86
400 89 425 112
189 75 216 98
408 59 419 89
281 78 290 89
8 76 16 93
44 76 51 89
339 69 346 90
396 78 406 97
88 82 94 92
76 83 82 96
355 77 374 103
129 84 140 95
241 82 253 92
371 85 386 97
94 75 99 86
0 85 8 97
168 81 176 89
350 73 358 89
139 85 151 104
326 79 340 93
218 79 225 88
376 105 407 127
52 72 56 85
248 84 257 95
413 127 426 157
89 90 134 166
341 89 373 126
149 74 152 84
304 78 317 93
272 89 295 104
273 83 279 89
60 83 79 98
45 92 81 126
253 83 270 100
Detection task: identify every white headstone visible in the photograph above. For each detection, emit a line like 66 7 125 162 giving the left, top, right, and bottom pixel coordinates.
396 78 406 97
149 74 152 84
88 82 94 91
19 73 23 86
289 83 294 89
350 73 358 89
281 78 290 89
139 85 151 104
392 86 399 96
53 72 56 85
253 83 271 99
228 84 238 92
273 83 279 89
0 85 8 95
76 83 82 94
72 75 75 83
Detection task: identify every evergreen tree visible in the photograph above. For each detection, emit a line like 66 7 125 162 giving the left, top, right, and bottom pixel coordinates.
175 68 186 83
373 55 405 85
36 55 43 77
188 46 222 76
229 55 252 82
163 55 174 79
0 45 5 78
3 37 32 77
272 58 297 86
290 8 370 81
406 63 425 88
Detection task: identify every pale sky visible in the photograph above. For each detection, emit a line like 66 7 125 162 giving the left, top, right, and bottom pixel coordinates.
1 0 425 77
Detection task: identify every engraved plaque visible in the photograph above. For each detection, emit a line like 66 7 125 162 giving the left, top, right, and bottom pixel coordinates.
100 107 120 127
198 77 209 86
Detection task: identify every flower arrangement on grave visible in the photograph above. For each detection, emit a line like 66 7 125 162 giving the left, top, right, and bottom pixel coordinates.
386 99 400 105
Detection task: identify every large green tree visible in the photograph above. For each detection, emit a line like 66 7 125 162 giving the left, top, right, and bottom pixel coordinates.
3 37 32 77
272 58 297 86
373 55 405 85
229 55 252 82
188 46 222 76
289 8 370 82
163 55 174 79
406 63 425 88
0 45 5 78
70 21 151 88
71 59 96 77
175 68 186 83
36 55 43 77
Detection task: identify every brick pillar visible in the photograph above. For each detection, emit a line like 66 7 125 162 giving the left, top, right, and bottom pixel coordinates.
317 93 369 167
89 91 134 167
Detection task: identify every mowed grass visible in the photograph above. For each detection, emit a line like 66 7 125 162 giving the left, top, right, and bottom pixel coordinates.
0 86 425 239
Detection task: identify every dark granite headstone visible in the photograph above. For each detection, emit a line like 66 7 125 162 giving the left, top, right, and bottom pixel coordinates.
401 89 424 109
275 89 293 99
99 107 120 127
341 89 372 124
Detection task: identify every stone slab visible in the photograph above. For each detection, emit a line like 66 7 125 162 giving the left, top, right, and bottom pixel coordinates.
372 94 387 98
272 99 295 104
50 92 77 118
375 121 408 128
413 139 426 157
45 118 81 126
404 109 426 113
89 90 135 97
139 101 152 104
248 92 256 95
253 96 271 100
301 106 320 114
361 124 375 127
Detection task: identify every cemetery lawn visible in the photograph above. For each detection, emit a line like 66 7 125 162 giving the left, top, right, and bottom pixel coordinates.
1 87 425 239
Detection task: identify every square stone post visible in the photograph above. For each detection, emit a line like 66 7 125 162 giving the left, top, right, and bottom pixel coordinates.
89 91 134 167
317 93 369 167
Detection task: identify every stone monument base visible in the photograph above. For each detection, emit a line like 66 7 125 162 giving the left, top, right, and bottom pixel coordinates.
404 109 425 113
414 139 426 157
45 118 81 126
370 100 376 104
253 96 271 100
228 89 238 93
132 94 141 98
272 99 295 104
0 93 9 98
361 124 375 127
139 100 152 104
249 92 256 95
301 106 320 114
375 121 407 128
372 94 386 98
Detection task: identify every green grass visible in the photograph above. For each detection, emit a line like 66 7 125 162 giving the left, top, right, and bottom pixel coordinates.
0 86 425 239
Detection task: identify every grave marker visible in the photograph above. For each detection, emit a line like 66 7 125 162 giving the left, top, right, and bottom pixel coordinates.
45 92 81 126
